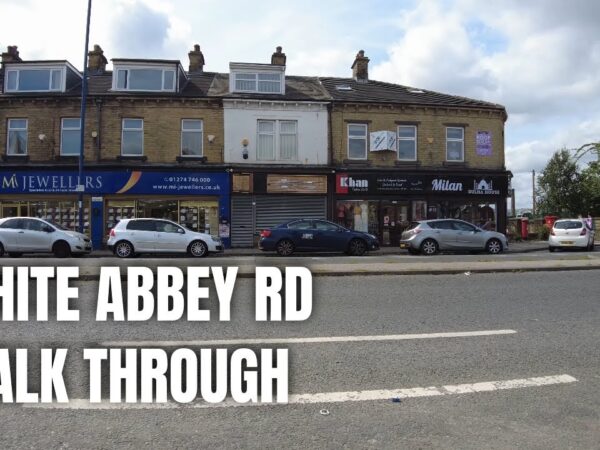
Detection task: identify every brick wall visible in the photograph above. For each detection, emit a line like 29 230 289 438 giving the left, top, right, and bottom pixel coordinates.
0 97 224 163
330 104 506 170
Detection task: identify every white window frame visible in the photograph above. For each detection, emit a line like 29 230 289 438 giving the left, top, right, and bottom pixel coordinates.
233 72 283 94
180 119 204 157
4 67 65 93
112 66 177 92
257 120 276 160
121 119 144 156
279 120 298 160
255 119 298 161
60 118 81 156
347 123 368 160
397 125 417 161
6 118 28 155
446 127 465 162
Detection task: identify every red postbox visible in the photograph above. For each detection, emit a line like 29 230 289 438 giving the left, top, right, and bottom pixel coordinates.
520 217 529 239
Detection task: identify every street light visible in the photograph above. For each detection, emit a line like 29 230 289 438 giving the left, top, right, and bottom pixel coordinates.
77 0 92 233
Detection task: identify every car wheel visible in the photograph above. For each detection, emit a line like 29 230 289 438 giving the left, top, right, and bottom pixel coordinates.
486 238 503 254
420 239 438 255
0 243 4 257
189 240 208 257
114 241 134 258
408 248 420 255
549 246 556 252
8 252 22 258
276 239 295 256
348 238 367 256
53 241 71 258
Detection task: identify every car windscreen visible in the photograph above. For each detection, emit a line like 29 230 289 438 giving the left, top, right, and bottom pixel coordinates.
554 221 583 230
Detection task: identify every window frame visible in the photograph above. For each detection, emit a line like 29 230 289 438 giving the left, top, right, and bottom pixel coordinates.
60 117 81 156
7 118 28 156
347 123 368 160
121 118 144 156
112 66 177 92
446 127 465 162
257 119 276 160
4 67 65 93
180 119 204 157
233 72 283 94
397 125 417 161
278 120 298 160
255 119 299 161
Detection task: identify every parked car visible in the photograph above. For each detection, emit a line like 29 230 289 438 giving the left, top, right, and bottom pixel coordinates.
548 219 595 252
0 217 91 257
399 219 508 255
259 219 379 256
107 218 223 258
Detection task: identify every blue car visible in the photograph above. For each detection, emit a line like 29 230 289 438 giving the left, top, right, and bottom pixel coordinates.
259 219 380 256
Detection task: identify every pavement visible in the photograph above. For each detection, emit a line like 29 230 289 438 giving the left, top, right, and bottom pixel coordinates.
2 240 599 278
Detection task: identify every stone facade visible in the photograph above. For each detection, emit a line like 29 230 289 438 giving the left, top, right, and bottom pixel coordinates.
330 103 506 169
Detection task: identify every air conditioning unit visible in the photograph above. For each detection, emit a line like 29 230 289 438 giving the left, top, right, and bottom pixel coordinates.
370 131 396 152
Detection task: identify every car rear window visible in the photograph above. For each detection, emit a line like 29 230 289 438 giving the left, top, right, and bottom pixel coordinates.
554 221 583 230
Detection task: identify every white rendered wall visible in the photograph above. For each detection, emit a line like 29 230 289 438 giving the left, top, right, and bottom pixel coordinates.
223 100 328 165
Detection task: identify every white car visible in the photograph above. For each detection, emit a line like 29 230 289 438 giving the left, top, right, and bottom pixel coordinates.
107 218 224 258
548 218 595 252
0 217 92 257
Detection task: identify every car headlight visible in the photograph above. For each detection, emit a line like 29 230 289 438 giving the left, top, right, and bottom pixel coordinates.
211 235 222 243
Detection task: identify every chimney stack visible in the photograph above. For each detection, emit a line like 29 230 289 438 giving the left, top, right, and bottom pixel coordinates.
271 46 286 66
188 44 205 73
2 46 22 63
351 50 369 83
87 45 107 74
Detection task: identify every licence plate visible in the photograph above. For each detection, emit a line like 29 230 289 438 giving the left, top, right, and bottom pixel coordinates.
560 241 574 245
399 243 410 249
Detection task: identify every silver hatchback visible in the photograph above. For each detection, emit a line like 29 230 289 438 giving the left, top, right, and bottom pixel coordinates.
400 219 508 255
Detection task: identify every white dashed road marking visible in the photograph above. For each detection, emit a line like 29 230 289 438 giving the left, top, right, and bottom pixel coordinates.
25 374 576 409
101 329 517 347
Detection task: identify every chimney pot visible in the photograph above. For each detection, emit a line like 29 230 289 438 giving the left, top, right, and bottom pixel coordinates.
351 49 370 83
87 44 107 74
188 44 205 73
271 46 286 66
2 45 22 63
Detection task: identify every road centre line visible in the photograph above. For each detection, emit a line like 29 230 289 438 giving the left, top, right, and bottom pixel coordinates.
102 329 517 347
25 374 576 410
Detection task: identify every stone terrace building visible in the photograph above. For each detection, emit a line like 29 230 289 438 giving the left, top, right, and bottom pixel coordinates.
321 51 510 246
0 45 230 249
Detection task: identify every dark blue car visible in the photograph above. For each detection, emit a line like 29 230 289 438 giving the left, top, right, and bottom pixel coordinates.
258 219 380 256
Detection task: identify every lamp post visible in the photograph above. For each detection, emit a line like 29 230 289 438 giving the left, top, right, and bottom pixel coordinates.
77 0 92 233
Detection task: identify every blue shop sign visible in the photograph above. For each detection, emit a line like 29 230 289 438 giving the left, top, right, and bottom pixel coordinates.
0 170 228 195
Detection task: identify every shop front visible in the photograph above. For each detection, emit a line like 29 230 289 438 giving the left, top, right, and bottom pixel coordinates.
334 171 509 246
0 170 230 249
230 172 329 247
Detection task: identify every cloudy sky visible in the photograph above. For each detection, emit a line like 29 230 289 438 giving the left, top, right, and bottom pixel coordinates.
1 0 599 210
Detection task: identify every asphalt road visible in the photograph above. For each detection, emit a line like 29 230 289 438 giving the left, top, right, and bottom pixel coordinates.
0 270 598 449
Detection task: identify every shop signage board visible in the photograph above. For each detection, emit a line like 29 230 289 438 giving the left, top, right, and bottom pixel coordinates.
476 131 492 156
336 173 507 196
0 170 228 195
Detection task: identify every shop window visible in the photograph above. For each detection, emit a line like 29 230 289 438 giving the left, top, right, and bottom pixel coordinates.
181 119 203 157
0 200 90 234
412 201 427 221
121 119 144 156
397 125 417 160
7 119 28 155
348 124 368 159
434 201 496 230
106 201 135 230
60 118 81 156
446 127 464 161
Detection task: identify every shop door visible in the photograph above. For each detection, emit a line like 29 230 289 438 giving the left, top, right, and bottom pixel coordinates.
231 196 254 248
2 203 27 218
380 202 409 246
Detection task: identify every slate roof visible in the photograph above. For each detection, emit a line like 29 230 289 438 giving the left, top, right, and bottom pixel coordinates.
319 77 505 111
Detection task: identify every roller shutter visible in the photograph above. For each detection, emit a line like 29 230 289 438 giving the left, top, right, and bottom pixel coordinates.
231 196 254 248
255 195 327 230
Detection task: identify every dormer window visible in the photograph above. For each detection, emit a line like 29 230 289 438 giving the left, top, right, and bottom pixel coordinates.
229 63 285 94
111 60 184 92
4 66 67 92
114 67 176 91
